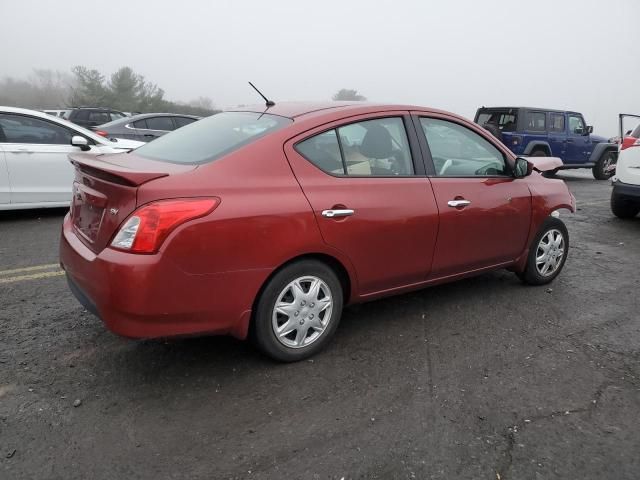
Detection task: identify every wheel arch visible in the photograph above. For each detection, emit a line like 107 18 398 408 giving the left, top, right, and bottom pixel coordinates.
588 142 618 163
523 141 552 156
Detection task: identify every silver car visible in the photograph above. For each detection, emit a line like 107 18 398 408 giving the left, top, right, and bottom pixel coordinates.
92 113 200 142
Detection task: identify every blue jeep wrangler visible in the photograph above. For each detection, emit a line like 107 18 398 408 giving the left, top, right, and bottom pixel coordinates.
474 107 618 179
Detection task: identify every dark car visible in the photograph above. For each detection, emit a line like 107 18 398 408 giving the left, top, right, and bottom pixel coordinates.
67 107 128 129
60 102 575 362
475 107 618 180
92 113 201 142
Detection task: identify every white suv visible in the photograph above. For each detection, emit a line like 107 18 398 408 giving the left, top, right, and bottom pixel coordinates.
611 116 640 218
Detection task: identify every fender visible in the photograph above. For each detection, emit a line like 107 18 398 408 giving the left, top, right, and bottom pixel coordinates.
588 142 618 163
513 177 576 273
523 140 553 156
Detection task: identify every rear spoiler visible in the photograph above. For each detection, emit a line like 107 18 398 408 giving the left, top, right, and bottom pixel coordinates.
69 153 170 187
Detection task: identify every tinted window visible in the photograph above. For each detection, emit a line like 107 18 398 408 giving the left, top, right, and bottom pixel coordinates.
568 115 585 134
476 110 518 132
146 116 175 131
174 117 196 128
549 113 565 132
296 130 344 174
421 118 508 177
526 112 546 131
0 114 73 144
135 112 292 164
73 110 89 121
133 119 148 129
110 112 125 121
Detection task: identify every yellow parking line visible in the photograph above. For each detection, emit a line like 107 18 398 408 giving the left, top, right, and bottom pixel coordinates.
0 270 65 285
0 263 60 277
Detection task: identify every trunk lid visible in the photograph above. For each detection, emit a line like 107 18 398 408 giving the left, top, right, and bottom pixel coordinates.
69 152 195 253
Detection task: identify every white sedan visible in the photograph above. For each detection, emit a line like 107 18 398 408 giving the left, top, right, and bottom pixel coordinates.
0 106 143 210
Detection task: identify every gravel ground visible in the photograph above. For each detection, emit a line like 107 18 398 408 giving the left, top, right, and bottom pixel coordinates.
1 170 639 479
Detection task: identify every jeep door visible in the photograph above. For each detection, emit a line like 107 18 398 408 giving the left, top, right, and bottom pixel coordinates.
548 112 567 158
566 113 590 164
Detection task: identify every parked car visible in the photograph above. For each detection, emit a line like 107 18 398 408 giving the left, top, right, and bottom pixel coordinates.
611 114 640 218
43 109 71 118
475 107 618 180
60 102 575 361
92 113 201 142
67 107 128 129
0 106 143 210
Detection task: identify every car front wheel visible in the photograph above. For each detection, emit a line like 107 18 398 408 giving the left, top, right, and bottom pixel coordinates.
253 260 343 362
518 217 569 285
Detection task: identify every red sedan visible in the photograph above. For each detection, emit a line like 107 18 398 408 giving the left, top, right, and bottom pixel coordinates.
60 102 575 361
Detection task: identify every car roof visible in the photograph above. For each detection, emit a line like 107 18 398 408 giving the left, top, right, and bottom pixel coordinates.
478 106 581 115
227 101 456 121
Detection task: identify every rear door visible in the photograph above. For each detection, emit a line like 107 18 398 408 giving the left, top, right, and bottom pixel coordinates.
139 116 175 141
414 113 531 277
0 113 79 204
284 113 439 295
548 112 567 158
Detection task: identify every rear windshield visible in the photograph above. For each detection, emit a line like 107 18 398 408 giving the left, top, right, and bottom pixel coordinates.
475 109 518 132
135 112 292 164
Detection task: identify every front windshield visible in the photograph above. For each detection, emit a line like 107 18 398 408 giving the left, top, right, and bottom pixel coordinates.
135 112 292 164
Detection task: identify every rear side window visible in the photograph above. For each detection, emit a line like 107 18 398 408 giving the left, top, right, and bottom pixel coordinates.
133 119 148 129
526 112 546 131
174 117 196 128
476 110 518 132
146 116 174 131
135 112 292 164
549 113 565 132
295 117 414 176
89 112 110 124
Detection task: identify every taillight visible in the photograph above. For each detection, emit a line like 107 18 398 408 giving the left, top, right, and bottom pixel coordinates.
110 198 220 254
94 130 109 137
621 136 640 151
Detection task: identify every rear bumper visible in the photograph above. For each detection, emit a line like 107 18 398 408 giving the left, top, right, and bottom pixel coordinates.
59 214 267 340
612 179 640 199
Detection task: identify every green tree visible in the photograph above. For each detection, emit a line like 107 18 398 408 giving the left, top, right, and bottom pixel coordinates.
107 67 143 111
69 66 108 106
332 89 367 101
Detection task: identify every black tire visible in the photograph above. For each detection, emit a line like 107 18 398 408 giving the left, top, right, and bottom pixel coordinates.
611 192 640 219
531 149 548 157
592 151 617 180
252 260 343 362
518 217 569 285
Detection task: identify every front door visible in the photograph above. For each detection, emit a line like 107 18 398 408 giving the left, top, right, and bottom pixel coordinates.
415 115 531 277
284 114 439 295
566 113 590 164
0 113 79 204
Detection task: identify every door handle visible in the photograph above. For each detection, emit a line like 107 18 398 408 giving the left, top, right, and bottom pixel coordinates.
15 148 33 154
566 139 574 143
322 209 354 218
447 199 471 208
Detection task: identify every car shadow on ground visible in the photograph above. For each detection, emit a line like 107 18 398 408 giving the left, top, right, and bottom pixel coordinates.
104 269 522 386
0 207 68 222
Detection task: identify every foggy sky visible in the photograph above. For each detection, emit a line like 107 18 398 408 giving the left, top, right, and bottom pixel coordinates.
2 0 639 135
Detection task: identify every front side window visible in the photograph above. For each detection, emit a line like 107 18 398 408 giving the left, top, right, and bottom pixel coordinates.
295 117 414 176
549 113 565 132
420 118 508 177
0 114 73 145
526 111 546 131
146 116 175 131
89 112 110 124
135 111 291 165
133 119 148 129
568 115 585 134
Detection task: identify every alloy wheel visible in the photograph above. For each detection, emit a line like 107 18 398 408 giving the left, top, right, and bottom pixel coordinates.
535 229 565 277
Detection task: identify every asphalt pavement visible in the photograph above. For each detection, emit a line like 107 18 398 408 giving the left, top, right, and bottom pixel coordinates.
1 170 639 479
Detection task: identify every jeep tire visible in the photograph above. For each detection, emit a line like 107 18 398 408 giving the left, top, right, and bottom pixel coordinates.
593 151 616 180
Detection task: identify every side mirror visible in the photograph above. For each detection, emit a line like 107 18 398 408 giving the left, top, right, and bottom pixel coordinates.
585 125 593 135
71 135 90 151
513 157 531 178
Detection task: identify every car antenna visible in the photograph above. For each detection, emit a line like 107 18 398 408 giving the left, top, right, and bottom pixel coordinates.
248 82 275 107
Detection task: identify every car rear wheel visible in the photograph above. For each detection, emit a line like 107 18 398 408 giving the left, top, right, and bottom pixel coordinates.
531 149 547 157
253 260 343 362
611 192 640 219
593 151 616 180
518 217 569 285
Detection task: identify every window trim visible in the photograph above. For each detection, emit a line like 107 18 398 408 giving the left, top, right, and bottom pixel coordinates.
414 114 515 179
293 114 425 178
